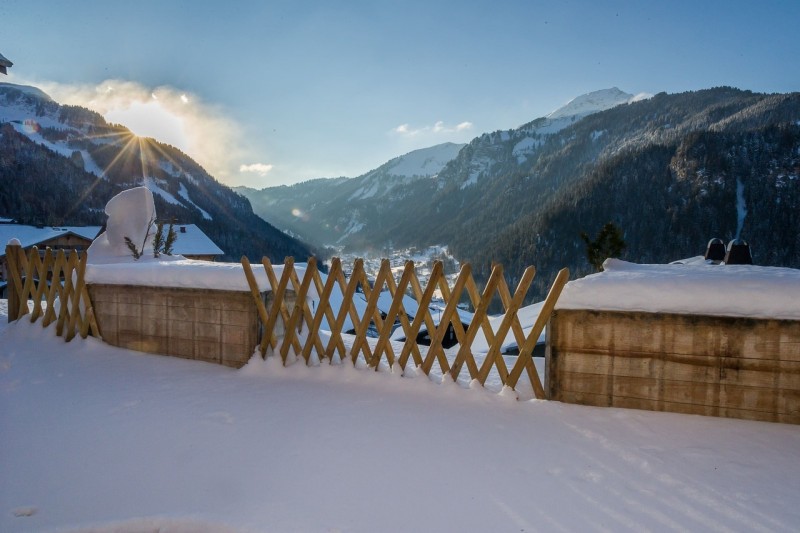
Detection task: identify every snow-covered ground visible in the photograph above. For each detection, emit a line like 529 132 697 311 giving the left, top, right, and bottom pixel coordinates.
2 302 799 532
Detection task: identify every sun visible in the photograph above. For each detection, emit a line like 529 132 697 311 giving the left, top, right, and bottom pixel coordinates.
104 100 190 151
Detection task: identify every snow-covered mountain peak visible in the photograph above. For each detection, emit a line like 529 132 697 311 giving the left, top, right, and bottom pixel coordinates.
346 143 465 201
382 142 466 178
547 87 634 120
0 82 53 102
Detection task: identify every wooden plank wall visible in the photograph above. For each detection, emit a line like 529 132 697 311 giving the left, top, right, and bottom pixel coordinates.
547 309 800 424
89 284 261 368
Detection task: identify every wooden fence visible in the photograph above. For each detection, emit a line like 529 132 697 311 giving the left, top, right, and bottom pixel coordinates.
4 244 99 340
242 256 569 399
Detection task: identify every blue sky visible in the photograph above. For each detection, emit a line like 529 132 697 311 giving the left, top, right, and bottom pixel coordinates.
2 0 799 187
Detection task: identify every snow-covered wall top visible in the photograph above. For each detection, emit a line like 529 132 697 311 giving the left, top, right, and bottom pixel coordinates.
85 258 310 294
557 258 800 320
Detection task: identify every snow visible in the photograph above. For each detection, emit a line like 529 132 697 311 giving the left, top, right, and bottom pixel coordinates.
142 176 184 207
2 306 800 532
462 155 492 188
87 187 159 263
0 225 101 250
177 183 213 220
84 258 305 293
80 185 293 290
507 89 636 159
168 224 224 257
337 218 365 241
736 176 747 240
470 301 547 354
348 180 379 200
5 122 105 178
347 143 465 201
383 142 463 178
0 85 106 178
546 87 635 120
557 258 800 320
86 186 219 262
79 148 106 177
0 82 52 101
512 136 542 163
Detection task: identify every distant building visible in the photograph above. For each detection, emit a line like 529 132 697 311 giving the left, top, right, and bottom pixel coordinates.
165 223 224 261
0 223 224 296
0 52 12 75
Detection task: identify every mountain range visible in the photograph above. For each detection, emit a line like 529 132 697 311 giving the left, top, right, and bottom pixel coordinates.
239 87 800 301
2 81 798 304
0 82 313 262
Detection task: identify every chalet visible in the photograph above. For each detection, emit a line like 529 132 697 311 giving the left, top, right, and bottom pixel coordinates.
0 223 223 296
165 224 224 261
0 52 12 75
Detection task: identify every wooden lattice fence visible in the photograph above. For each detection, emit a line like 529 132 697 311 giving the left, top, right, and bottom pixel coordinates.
4 244 99 340
242 256 569 399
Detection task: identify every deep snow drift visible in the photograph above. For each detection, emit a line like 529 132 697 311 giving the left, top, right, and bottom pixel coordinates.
1 308 799 532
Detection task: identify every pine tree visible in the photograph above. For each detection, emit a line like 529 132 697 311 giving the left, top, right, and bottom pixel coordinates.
163 220 177 256
581 222 626 272
152 221 165 258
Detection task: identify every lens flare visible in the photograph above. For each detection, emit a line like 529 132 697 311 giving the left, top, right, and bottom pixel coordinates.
291 208 310 222
23 119 41 134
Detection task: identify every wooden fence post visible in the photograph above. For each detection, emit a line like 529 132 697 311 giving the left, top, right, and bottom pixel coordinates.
5 243 21 322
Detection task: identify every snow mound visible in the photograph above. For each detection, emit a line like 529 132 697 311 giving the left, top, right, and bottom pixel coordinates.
87 187 169 264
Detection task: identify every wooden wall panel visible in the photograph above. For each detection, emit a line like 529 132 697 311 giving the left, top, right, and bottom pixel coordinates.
88 284 263 368
547 309 800 424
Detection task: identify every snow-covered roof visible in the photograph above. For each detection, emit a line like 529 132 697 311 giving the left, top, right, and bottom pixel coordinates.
0 53 11 74
1 224 101 254
168 224 223 257
557 258 800 320
0 222 220 258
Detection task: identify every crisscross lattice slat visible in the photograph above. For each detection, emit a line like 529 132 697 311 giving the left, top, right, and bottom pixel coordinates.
242 255 569 399
5 244 100 341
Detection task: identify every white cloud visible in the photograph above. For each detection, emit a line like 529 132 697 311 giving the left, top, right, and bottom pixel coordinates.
391 120 473 138
629 92 654 102
239 163 274 176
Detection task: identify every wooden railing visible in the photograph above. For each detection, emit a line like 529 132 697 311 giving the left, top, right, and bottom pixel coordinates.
242 256 569 399
4 244 99 341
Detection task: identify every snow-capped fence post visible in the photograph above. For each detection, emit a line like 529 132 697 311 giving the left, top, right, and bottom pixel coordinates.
242 255 569 399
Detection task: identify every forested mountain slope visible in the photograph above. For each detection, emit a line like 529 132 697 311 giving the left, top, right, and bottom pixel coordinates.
243 87 800 300
0 83 313 262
